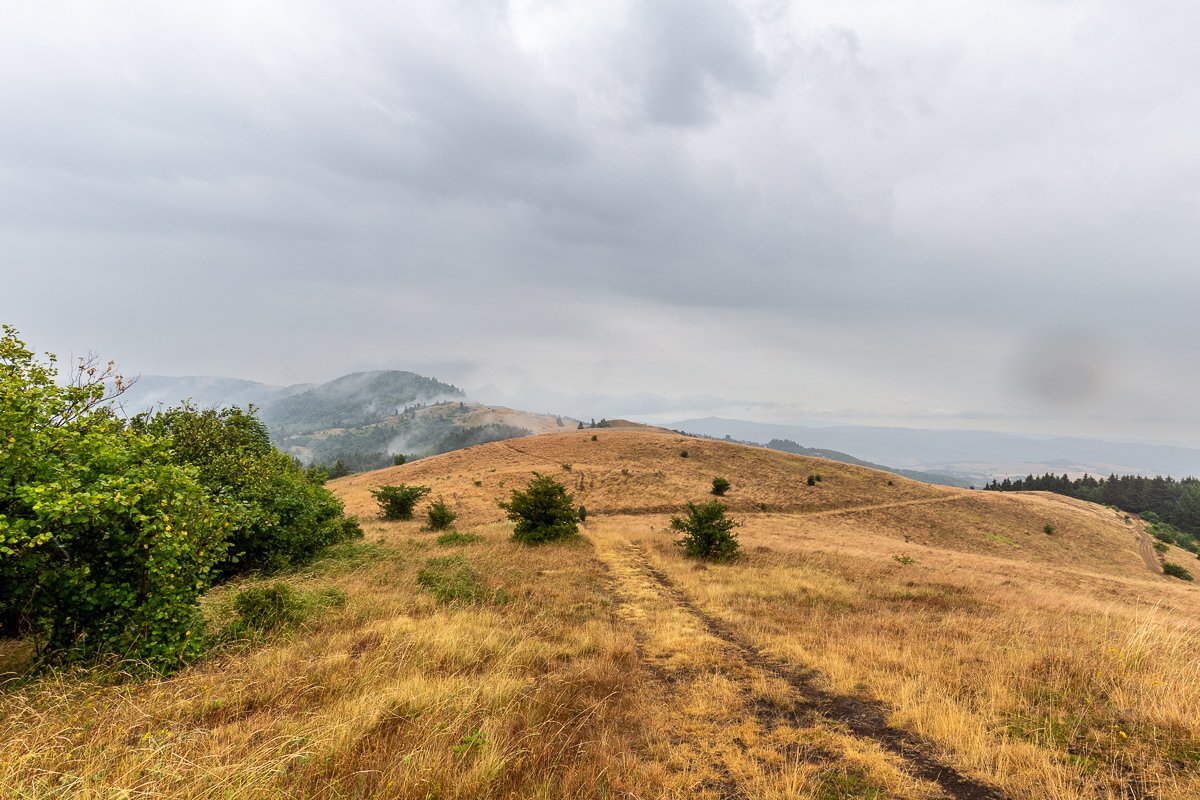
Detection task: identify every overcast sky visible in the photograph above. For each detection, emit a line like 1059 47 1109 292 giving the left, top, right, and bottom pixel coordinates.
4 1 1199 444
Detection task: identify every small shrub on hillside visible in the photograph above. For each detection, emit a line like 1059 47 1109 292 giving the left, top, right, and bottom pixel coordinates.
426 497 457 531
561 463 572 472
1163 562 1194 581
711 477 731 496
1043 522 1056 535
680 450 689 458
893 554 917 566
578 505 588 523
591 435 598 441
231 583 307 633
501 473 579 545
807 475 817 487
417 555 507 603
436 531 483 547
671 501 740 561
392 453 407 466
1153 541 1169 553
372 484 432 520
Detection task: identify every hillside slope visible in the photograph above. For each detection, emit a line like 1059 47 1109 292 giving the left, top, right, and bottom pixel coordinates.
9 427 1198 800
335 427 1158 580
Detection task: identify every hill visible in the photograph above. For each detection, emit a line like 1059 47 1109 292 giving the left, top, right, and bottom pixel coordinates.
115 370 575 470
5 426 1200 798
260 370 464 436
279 401 582 470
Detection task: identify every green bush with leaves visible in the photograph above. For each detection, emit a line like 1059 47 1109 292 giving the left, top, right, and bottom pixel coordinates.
711 477 731 496
0 326 229 667
500 473 579 544
671 500 740 561
1163 562 1194 581
426 497 457 531
372 484 432 520
133 404 359 577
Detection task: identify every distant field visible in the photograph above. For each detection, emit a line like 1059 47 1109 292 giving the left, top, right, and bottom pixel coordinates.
4 428 1198 798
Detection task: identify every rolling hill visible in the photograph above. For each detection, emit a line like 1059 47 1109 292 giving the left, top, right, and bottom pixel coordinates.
10 424 1199 799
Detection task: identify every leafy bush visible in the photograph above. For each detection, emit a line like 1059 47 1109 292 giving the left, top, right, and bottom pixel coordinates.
417 555 506 603
1163 562 1194 581
230 582 307 633
680 450 689 458
578 505 588 523
436 531 483 547
426 497 457 531
392 453 407 466
671 501 740 561
807 475 817 487
1043 522 1056 535
0 327 230 667
134 404 359 577
372 484 432 520
711 477 731 496
500 473 579 544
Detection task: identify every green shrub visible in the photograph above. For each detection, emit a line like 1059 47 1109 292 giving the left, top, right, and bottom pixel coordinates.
578 505 588 523
436 531 483 547
392 453 407 466
500 473 579 545
671 501 740 561
372 484 432 520
680 450 689 458
590 435 598 441
426 497 457 531
133 404 359 577
231 582 307 633
1163 562 1194 581
807 475 817 487
711 477 731 496
417 555 506 603
1043 522 1056 535
1153 541 1169 553
0 327 229 668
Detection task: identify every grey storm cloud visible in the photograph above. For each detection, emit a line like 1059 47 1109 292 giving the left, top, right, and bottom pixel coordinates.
3 1 1200 445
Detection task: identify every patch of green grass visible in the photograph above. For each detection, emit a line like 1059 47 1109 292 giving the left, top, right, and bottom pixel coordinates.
436 531 484 547
218 582 347 640
417 555 508 604
814 770 885 799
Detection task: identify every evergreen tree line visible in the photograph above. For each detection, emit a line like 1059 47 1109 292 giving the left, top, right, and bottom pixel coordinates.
984 472 1200 538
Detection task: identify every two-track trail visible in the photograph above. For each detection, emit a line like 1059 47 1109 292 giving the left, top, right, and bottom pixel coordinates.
590 521 1011 800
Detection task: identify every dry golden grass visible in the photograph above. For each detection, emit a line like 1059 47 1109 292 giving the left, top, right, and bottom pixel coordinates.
5 428 1200 798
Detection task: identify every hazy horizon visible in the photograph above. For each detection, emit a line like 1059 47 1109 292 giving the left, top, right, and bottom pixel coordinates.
5 2 1199 448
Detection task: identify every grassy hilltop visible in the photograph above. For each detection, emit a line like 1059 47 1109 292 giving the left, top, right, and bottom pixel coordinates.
4 427 1199 799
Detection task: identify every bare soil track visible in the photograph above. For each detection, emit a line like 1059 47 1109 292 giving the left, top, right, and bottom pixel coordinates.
1137 528 1164 575
595 528 1011 800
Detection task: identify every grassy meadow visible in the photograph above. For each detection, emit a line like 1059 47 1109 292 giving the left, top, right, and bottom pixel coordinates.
3 428 1199 799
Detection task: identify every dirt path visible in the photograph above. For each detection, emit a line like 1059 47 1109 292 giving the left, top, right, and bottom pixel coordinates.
592 528 1010 800
1137 528 1163 575
796 495 968 518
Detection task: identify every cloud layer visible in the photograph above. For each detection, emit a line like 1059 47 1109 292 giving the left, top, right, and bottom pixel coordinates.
4 1 1199 443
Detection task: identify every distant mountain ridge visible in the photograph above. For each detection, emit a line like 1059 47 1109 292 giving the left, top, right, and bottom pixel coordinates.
668 417 1200 483
259 371 464 436
116 370 571 471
